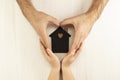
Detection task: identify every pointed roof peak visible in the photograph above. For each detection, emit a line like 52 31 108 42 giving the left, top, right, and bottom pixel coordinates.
50 26 71 37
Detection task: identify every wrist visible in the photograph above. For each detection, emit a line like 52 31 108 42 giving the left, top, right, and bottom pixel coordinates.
51 64 60 71
51 68 60 74
84 11 97 23
76 13 96 25
51 67 60 71
62 65 70 71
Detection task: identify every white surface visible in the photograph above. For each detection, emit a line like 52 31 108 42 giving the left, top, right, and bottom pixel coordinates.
0 0 120 80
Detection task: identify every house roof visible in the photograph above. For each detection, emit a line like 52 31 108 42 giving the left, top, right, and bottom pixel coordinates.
49 27 71 37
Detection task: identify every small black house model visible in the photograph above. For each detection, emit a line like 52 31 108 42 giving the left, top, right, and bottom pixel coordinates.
49 27 71 53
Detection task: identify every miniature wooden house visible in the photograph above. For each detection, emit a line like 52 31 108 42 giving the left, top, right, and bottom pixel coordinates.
49 27 71 53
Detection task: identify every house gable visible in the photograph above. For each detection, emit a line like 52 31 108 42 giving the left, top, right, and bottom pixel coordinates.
49 27 71 38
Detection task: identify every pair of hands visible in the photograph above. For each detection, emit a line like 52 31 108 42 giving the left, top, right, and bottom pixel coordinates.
17 0 108 79
40 40 83 70
26 9 94 71
29 10 94 51
28 9 94 69
40 40 82 80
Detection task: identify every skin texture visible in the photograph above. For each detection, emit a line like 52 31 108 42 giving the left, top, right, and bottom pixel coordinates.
17 0 59 49
62 43 82 80
40 40 82 80
60 0 109 52
17 0 108 51
17 0 109 80
40 41 60 80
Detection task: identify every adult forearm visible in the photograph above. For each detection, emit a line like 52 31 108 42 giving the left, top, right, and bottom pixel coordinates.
86 0 109 22
48 68 60 80
17 0 36 21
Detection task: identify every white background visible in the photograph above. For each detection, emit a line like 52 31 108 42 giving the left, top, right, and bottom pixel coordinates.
0 0 120 80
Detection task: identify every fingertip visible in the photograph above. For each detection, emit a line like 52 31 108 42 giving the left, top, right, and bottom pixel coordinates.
60 21 65 26
46 48 53 54
54 21 60 26
56 20 60 25
60 18 72 26
68 49 76 56
60 19 67 25
51 18 60 26
46 48 50 53
72 49 76 54
73 49 76 53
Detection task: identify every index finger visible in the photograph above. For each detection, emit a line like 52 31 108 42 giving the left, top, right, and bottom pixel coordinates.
40 40 50 60
69 31 81 53
40 28 51 49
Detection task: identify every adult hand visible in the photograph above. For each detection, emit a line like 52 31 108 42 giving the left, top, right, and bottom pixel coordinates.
40 40 60 69
17 0 59 49
60 14 94 51
28 10 59 49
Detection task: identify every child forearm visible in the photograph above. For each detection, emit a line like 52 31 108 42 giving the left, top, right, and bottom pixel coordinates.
48 68 60 80
62 67 75 80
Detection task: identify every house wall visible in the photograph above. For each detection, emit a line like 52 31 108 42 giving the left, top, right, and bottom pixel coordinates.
0 0 120 80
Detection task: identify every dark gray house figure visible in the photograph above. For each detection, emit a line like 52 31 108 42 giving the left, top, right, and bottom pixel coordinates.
49 27 71 53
